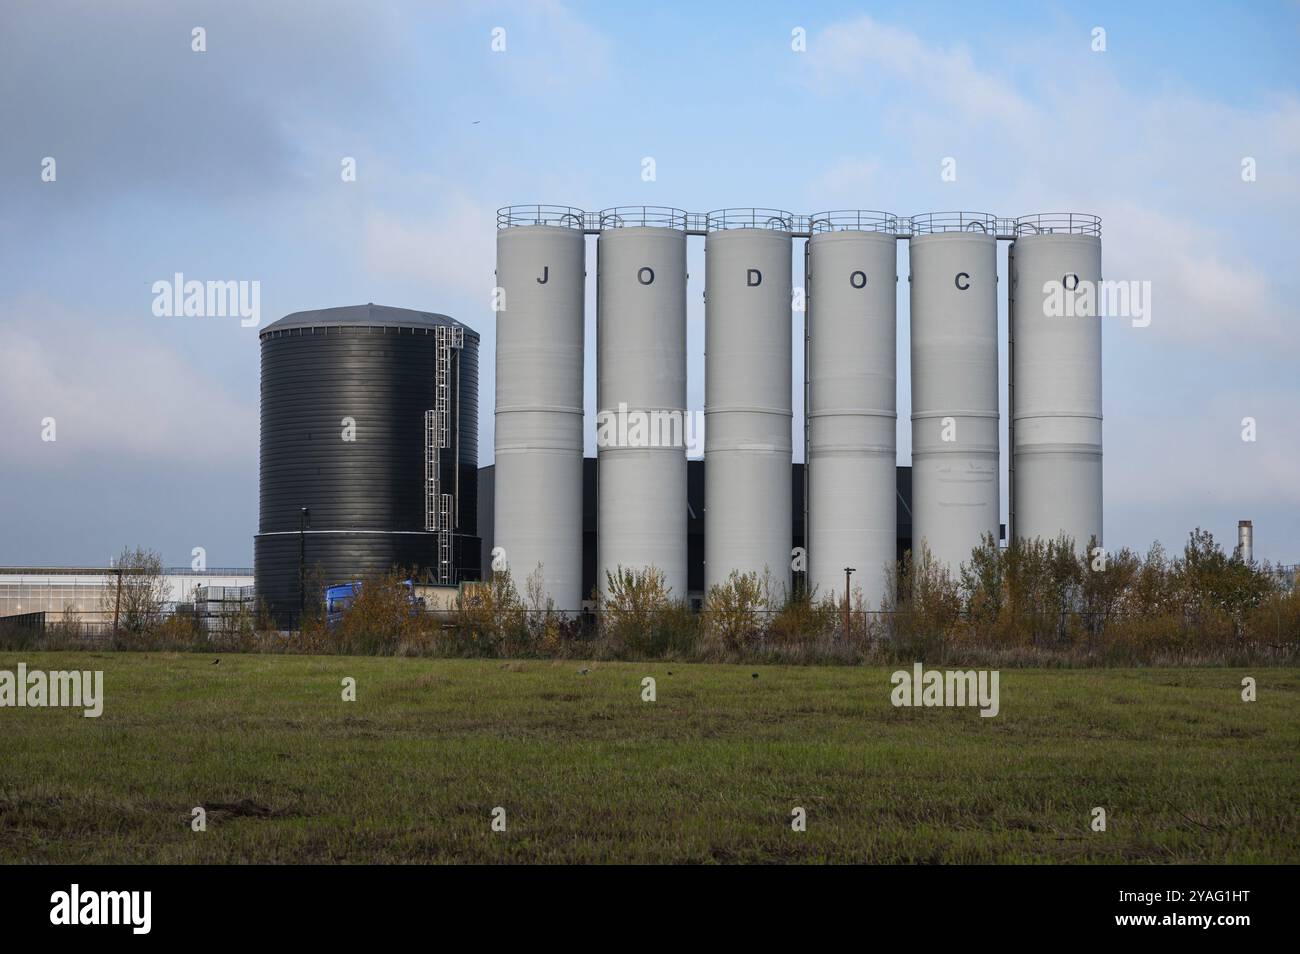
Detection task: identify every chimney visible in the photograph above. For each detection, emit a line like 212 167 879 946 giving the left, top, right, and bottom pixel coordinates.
1237 520 1254 564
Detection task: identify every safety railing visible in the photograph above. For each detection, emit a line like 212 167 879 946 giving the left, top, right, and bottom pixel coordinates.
993 217 1018 238
809 210 902 234
1014 212 1102 236
908 211 999 234
497 205 586 229
705 208 797 232
499 206 1101 238
595 206 689 230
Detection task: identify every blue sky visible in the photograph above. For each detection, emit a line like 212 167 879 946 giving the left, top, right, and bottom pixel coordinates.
2 0 1298 566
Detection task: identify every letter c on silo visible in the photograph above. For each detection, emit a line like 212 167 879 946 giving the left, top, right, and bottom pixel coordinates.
954 271 970 290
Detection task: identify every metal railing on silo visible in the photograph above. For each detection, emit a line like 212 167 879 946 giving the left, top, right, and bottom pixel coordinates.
705 208 798 232
908 211 999 234
808 210 902 234
1013 212 1102 236
595 206 689 230
496 205 586 229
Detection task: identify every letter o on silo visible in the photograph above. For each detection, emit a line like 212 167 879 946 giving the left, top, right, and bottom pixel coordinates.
638 266 655 285
850 270 867 288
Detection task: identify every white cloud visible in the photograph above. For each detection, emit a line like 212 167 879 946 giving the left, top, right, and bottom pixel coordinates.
1102 199 1289 352
0 296 256 470
811 16 1036 134
361 194 498 299
481 0 612 92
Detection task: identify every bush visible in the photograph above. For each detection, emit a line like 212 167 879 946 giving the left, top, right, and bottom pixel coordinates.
598 566 696 658
22 528 1296 667
448 568 528 657
881 543 962 661
700 570 778 655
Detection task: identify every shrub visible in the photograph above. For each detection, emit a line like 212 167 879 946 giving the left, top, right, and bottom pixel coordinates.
881 543 961 661
598 566 695 658
700 569 782 655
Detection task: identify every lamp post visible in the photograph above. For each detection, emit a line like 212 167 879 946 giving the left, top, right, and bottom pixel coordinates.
298 507 310 623
843 566 855 642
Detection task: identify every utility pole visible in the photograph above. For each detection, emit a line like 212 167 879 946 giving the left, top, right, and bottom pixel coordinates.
843 566 855 642
299 507 310 624
112 560 123 638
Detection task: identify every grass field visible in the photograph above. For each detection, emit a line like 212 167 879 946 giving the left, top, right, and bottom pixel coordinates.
1 652 1296 864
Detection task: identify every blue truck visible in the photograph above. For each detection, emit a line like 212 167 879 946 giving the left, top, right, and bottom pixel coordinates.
324 579 423 626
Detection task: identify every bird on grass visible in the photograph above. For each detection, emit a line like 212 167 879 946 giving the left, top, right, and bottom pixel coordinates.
577 668 591 675
212 659 220 665
752 672 759 680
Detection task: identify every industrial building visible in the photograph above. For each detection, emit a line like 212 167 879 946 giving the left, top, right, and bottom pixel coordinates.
0 566 254 626
240 208 1104 624
15 212 1295 635
253 304 480 626
493 207 1102 612
478 460 914 608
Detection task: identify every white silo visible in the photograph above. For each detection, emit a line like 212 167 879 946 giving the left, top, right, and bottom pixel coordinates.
909 213 1000 575
806 212 899 609
704 210 794 595
494 207 586 610
596 208 689 598
1009 214 1102 552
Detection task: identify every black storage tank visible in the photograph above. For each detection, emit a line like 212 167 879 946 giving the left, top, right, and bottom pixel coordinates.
255 304 480 626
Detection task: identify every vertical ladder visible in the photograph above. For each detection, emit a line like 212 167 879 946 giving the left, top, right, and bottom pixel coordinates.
426 325 464 583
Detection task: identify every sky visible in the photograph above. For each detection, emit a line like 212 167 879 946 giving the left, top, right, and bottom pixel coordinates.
1 0 1297 568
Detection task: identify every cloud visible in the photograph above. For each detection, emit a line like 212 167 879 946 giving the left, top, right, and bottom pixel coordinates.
810 16 1036 134
480 0 612 93
0 0 404 210
1102 200 1290 352
361 194 498 299
1107 388 1300 508
0 296 256 470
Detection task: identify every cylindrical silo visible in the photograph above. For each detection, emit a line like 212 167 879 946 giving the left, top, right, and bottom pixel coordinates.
254 304 480 627
495 208 585 611
1009 213 1102 552
807 213 899 608
596 208 688 599
909 214 1000 575
704 210 793 595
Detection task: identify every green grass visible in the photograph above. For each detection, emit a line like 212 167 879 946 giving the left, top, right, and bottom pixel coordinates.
1 652 1296 863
